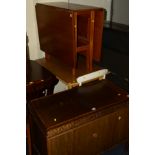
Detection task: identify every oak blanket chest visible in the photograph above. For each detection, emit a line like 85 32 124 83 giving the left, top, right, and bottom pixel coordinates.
29 80 129 155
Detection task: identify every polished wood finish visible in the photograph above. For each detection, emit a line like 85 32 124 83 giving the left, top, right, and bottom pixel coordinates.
29 80 129 155
35 2 105 72
26 60 58 101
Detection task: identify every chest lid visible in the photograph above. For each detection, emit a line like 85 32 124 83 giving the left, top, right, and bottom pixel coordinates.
29 80 128 134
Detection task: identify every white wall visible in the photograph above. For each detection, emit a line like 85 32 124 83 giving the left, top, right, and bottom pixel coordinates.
27 0 42 60
112 0 129 25
70 0 129 25
70 0 112 21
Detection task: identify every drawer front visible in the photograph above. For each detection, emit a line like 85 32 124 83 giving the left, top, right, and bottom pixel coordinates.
47 130 74 155
45 106 128 155
73 106 128 155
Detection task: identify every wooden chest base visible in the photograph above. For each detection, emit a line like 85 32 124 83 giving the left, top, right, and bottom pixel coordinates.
29 80 129 155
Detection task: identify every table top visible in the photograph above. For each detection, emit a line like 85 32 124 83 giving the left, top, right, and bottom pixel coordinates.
37 2 104 11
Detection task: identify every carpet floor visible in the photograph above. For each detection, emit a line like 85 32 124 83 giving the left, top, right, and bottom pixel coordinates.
100 144 129 155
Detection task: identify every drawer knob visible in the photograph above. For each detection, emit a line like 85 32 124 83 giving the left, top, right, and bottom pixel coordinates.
118 116 122 120
29 81 34 85
91 107 96 111
42 89 48 96
92 133 98 138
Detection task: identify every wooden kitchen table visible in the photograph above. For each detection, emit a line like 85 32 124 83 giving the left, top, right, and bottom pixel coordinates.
35 2 105 72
